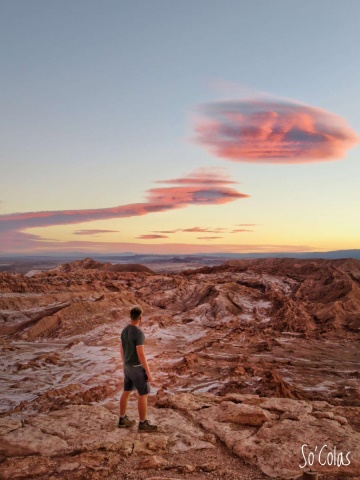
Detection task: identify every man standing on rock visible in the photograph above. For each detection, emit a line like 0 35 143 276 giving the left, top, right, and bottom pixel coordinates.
119 306 157 432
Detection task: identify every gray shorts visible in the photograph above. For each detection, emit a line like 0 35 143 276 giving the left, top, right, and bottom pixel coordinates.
123 364 150 396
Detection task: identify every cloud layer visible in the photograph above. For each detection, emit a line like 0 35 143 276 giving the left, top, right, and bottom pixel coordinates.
182 226 225 233
0 169 249 253
74 229 119 235
143 225 254 237
136 234 168 240
0 232 315 255
0 169 248 234
197 236 223 240
193 98 359 163
156 167 238 184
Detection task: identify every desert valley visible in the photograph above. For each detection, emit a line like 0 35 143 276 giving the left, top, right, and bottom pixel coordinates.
0 257 359 479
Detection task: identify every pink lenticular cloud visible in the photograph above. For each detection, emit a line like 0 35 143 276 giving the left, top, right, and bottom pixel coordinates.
136 234 168 240
193 98 359 163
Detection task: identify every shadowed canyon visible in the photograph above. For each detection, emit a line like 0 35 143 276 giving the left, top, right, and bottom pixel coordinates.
0 257 359 479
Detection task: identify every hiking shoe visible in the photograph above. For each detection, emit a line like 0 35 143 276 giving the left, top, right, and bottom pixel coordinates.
138 419 158 432
118 415 136 428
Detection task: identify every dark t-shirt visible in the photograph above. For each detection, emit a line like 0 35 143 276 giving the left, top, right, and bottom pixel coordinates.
121 324 145 366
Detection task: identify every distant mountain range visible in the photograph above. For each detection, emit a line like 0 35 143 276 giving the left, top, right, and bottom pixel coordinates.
1 249 360 261
197 249 360 260
1 249 360 275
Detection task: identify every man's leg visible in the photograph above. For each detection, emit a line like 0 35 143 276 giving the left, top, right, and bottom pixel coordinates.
120 390 131 417
138 393 148 422
137 393 157 431
118 390 136 427
134 368 157 431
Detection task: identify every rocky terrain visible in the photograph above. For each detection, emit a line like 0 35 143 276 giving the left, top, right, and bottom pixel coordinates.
0 257 359 479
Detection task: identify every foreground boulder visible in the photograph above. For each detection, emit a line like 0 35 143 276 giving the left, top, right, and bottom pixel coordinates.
156 391 360 479
0 403 216 479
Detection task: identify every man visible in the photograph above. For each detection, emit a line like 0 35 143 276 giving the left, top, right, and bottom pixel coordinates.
119 306 157 432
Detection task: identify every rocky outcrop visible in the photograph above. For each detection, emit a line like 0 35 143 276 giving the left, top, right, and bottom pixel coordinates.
0 402 218 479
156 391 360 479
226 258 360 331
58 258 155 274
2 392 359 479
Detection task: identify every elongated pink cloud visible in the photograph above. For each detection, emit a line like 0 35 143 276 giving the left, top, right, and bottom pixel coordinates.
74 229 119 235
153 226 228 234
182 226 225 233
197 236 223 240
139 225 254 237
236 223 258 226
193 98 359 163
136 234 168 240
0 169 249 253
146 185 244 206
0 169 248 234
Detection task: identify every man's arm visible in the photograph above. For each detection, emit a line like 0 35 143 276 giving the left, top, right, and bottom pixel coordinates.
120 343 124 364
136 345 153 382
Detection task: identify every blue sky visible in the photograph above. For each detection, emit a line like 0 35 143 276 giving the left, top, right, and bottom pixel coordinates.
0 1 359 253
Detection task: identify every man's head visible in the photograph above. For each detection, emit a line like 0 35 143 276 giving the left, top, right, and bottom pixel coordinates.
130 306 143 323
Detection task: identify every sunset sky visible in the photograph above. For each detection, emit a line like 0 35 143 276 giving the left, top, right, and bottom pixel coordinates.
1 0 359 255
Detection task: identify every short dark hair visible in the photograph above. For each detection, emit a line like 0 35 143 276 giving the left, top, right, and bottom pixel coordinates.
130 306 143 321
